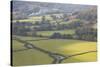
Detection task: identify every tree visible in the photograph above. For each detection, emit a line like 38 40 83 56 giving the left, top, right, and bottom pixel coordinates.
34 21 40 25
41 16 46 23
75 27 97 41
50 33 62 39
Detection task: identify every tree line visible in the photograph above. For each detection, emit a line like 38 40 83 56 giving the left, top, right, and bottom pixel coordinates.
12 14 97 41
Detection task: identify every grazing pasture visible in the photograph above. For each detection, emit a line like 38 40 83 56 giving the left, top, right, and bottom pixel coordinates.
12 36 97 66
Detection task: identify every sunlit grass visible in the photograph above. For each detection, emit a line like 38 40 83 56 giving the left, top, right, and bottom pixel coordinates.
13 49 53 66
37 29 75 36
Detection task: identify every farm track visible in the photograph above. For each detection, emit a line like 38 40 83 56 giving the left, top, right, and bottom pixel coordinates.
13 37 97 64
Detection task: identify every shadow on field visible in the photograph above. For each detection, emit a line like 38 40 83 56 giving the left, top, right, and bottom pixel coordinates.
25 38 50 41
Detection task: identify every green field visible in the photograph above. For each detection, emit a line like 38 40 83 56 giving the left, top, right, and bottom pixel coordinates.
37 29 75 36
12 36 97 66
28 39 96 55
13 14 74 25
13 49 53 65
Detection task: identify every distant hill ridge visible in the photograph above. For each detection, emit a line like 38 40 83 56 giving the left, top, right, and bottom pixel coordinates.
12 1 96 19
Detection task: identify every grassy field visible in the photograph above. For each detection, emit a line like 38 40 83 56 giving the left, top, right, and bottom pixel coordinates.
13 48 53 66
12 36 97 66
13 15 52 23
29 39 97 55
12 14 69 25
62 52 96 63
12 40 26 50
37 29 75 36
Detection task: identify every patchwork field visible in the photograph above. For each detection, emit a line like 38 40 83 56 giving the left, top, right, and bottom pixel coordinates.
12 36 97 66
12 13 97 66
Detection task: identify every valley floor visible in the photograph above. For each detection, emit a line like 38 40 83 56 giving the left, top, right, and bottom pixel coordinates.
12 35 97 66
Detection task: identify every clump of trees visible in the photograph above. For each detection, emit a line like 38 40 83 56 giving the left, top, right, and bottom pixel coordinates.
50 33 62 39
76 8 97 22
12 21 33 36
75 27 97 41
50 32 73 39
49 27 97 41
33 16 83 31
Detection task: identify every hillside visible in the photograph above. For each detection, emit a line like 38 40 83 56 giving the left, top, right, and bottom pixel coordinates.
12 1 96 20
